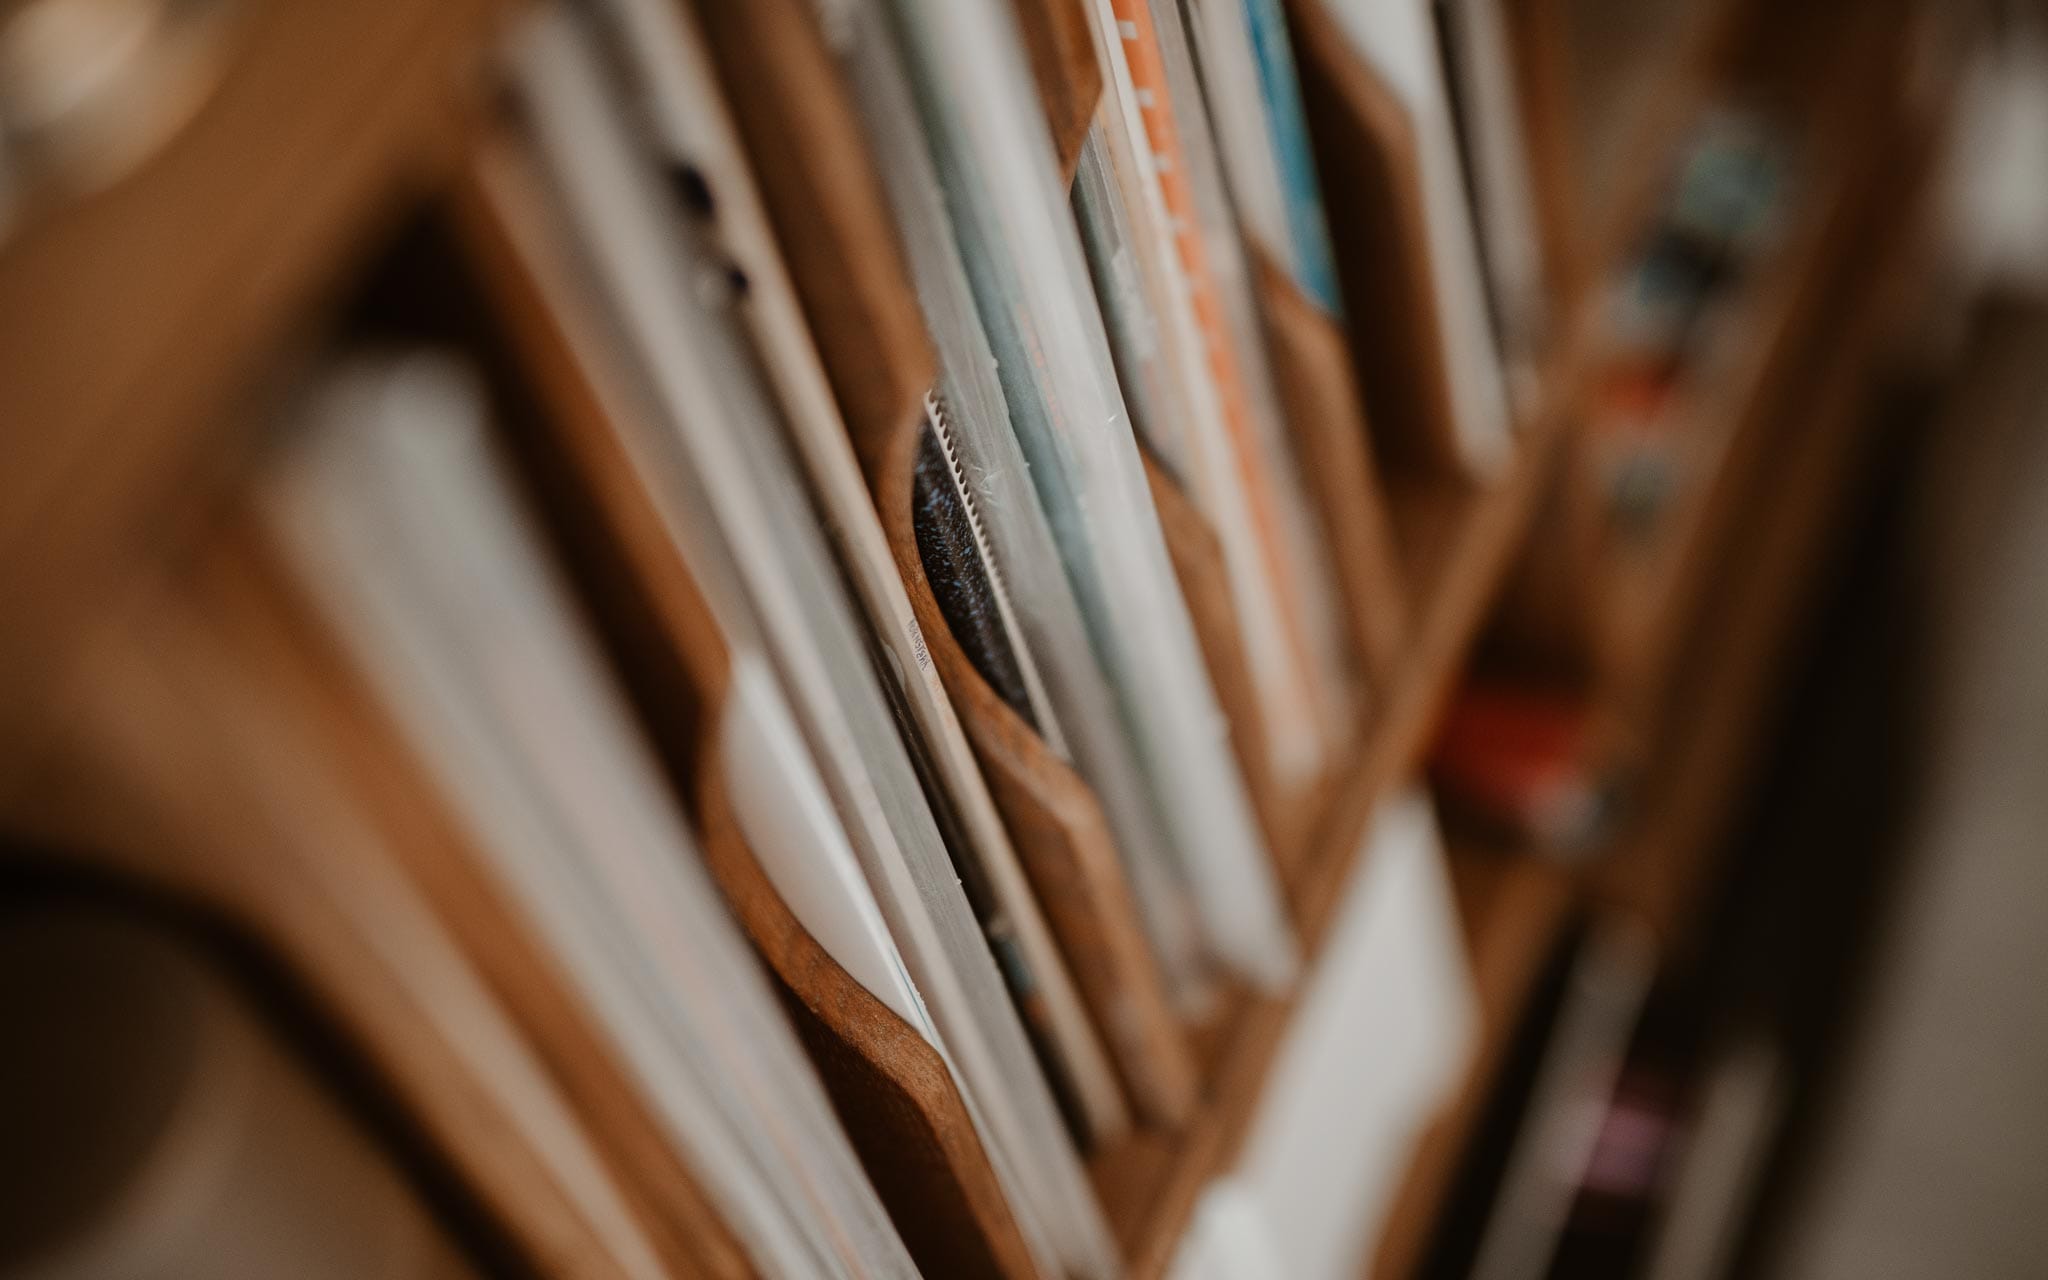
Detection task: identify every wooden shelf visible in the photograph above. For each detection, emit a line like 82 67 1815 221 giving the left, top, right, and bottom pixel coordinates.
0 2 1942 1276
1595 230 1928 941
0 0 505 731
1584 3 1910 711
1348 40 1943 1275
1593 36 1940 943
1090 400 1569 1278
1563 0 1730 275
1355 246 1908 1273
1588 175 1845 702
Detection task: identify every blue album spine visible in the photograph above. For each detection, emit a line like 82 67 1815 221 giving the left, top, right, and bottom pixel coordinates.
1242 0 1344 315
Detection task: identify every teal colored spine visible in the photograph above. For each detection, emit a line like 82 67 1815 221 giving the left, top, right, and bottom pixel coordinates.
1242 0 1343 315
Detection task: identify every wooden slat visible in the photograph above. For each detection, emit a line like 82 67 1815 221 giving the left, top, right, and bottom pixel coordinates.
1584 0 1910 711
1593 123 1938 942
1578 2 1937 940
1253 245 1412 690
1092 397 1569 1277
871 406 1201 1135
1144 447 1323 873
195 530 757 1280
1287 0 1469 474
690 0 936 455
695 737 1045 1280
1504 0 1590 312
0 0 503 730
4 580 667 1280
1008 0 1104 184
